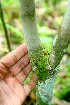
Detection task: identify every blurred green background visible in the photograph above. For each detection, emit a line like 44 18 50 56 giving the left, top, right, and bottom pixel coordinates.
0 0 70 105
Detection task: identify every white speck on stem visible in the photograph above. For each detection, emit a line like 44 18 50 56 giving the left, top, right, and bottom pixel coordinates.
53 35 58 47
52 54 54 57
63 49 67 53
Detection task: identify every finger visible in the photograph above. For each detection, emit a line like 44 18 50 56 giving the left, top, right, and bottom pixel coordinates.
0 63 8 76
0 43 28 68
9 54 30 76
0 73 4 81
23 74 38 96
15 63 32 84
0 63 9 81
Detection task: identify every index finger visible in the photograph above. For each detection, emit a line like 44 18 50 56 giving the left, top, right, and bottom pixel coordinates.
0 43 28 68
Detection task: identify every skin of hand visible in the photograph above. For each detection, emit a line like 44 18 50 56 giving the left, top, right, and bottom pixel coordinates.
0 43 38 105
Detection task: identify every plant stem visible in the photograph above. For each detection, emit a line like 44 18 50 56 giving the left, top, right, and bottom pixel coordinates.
18 0 42 51
18 0 70 105
49 1 70 69
0 1 11 52
36 1 70 105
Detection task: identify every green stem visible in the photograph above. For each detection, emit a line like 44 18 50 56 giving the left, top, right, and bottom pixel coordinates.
0 1 11 52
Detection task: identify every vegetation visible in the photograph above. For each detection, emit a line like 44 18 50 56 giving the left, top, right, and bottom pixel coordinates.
0 0 70 105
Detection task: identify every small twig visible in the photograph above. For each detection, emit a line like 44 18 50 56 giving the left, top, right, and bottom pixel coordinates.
0 1 11 52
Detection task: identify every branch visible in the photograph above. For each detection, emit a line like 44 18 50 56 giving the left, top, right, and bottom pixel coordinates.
18 0 42 51
49 1 70 70
36 1 70 105
19 0 56 83
0 1 11 52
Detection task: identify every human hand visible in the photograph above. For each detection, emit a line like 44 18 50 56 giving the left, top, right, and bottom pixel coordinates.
0 43 38 105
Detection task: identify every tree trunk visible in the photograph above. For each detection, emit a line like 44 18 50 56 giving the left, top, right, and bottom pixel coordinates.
18 0 70 104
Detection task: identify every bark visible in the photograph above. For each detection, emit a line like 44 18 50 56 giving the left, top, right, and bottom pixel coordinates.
18 0 42 51
18 0 70 105
18 0 52 83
